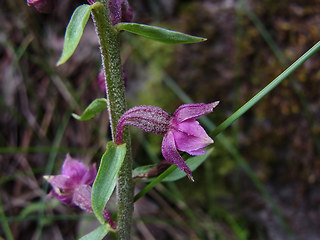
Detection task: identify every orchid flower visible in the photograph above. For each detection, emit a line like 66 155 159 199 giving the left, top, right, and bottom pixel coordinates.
27 0 53 13
44 154 115 229
116 102 219 181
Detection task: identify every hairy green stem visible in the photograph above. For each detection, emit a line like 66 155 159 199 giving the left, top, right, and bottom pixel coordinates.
91 2 133 239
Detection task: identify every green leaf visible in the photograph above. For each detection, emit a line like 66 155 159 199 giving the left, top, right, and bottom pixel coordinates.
92 142 126 224
115 23 206 44
79 224 110 240
72 98 108 121
138 148 213 182
57 4 93 66
132 163 157 179
134 148 213 202
163 148 213 181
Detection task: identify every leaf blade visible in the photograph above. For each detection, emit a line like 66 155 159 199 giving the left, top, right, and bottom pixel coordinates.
79 224 110 240
92 142 126 224
115 23 206 44
72 98 108 121
57 4 93 66
135 148 213 182
134 148 213 202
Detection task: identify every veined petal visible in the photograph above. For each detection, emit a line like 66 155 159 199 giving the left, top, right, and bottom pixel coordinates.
116 105 171 144
172 120 213 155
73 184 93 213
81 163 97 186
161 131 193 181
61 154 88 182
44 175 75 191
73 185 116 229
187 147 207 156
173 102 219 123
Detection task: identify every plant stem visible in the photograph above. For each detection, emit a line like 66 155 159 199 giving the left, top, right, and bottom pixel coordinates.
91 2 133 239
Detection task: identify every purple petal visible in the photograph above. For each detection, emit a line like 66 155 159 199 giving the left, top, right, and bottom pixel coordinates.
173 102 219 123
27 0 53 13
73 185 116 229
81 163 97 186
45 175 76 191
161 131 193 181
45 175 75 205
172 120 213 155
48 189 74 206
62 154 88 183
188 148 207 155
87 0 96 4
73 185 93 213
116 105 171 144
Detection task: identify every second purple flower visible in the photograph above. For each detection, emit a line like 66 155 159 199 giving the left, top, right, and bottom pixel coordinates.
116 102 219 181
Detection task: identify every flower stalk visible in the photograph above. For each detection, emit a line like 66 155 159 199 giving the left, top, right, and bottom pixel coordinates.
91 1 133 239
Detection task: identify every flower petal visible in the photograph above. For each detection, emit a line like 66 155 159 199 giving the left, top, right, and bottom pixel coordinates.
73 184 93 213
172 120 213 155
161 131 193 181
81 163 97 186
116 105 171 144
45 175 75 191
73 185 116 229
188 147 207 155
62 154 88 183
45 175 75 205
173 102 219 123
48 189 74 205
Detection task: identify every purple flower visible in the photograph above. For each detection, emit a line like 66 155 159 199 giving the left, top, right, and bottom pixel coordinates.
27 0 54 13
116 102 219 181
88 0 133 25
44 154 115 228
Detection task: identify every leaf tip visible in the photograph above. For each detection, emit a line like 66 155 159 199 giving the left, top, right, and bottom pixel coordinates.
56 58 64 67
72 113 81 120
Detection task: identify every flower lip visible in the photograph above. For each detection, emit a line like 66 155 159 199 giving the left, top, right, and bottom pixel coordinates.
171 119 213 155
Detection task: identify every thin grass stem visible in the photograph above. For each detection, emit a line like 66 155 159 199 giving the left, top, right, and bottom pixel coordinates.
211 40 320 137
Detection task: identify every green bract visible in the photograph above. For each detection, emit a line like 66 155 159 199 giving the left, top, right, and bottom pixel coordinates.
133 148 213 202
72 98 108 121
57 4 94 66
79 224 110 240
115 22 206 44
92 142 126 224
133 148 213 182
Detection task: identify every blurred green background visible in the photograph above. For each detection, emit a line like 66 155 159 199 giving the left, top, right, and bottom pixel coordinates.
1 0 320 239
